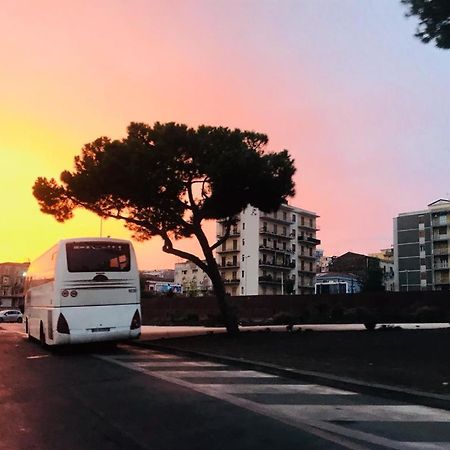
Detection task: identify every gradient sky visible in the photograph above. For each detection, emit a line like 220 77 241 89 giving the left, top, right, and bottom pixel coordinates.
1 0 449 269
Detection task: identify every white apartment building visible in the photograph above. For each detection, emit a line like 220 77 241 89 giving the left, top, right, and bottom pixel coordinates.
174 260 213 296
215 204 320 296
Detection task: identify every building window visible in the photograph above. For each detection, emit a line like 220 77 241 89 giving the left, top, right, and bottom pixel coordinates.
242 239 245 246
292 214 296 222
242 270 244 278
222 242 226 251
242 222 245 230
283 211 287 221
292 243 296 252
233 240 238 250
232 271 237 280
301 216 305 226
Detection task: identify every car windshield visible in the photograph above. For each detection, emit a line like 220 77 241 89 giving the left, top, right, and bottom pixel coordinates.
66 242 131 273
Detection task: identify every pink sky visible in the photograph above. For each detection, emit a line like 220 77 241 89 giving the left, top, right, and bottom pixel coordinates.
1 1 449 269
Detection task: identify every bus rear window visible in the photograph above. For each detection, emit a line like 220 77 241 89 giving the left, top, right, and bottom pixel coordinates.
66 242 131 272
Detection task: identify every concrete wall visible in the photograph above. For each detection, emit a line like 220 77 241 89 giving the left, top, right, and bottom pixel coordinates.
141 290 450 326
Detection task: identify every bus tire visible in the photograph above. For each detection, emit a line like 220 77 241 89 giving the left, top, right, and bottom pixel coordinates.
25 319 32 340
39 322 46 347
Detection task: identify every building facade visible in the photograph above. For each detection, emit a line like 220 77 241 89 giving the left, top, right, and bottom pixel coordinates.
174 260 213 296
394 199 450 291
315 272 362 294
0 262 29 309
215 204 320 296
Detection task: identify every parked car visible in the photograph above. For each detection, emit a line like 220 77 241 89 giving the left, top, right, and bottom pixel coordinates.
0 309 23 323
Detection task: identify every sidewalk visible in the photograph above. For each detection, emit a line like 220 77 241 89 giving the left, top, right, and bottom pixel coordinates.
136 324 450 409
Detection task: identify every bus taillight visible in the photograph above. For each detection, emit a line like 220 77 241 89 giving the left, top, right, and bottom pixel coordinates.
70 290 78 297
130 310 141 330
57 313 70 334
61 290 69 297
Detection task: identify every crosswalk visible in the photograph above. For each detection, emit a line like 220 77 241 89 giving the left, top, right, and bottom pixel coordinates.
95 346 450 450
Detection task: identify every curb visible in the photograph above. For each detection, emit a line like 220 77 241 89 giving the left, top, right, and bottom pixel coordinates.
130 339 450 412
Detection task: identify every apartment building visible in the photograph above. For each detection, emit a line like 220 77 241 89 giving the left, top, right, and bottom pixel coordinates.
394 199 450 291
0 262 29 308
215 204 320 296
174 260 213 296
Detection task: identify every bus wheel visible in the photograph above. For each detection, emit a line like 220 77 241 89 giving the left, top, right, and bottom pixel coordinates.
25 319 32 340
39 322 46 347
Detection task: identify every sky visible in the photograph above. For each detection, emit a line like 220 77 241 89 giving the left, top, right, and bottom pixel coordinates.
1 0 449 270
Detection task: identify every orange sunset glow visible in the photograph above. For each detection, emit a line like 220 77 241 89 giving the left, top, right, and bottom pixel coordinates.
1 1 449 270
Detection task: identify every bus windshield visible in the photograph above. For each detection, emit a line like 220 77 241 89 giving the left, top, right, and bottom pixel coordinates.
66 242 131 272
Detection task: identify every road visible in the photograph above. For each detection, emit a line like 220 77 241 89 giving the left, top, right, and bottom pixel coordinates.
2 323 450 450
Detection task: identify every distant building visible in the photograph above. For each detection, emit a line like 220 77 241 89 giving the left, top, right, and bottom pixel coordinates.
315 249 334 273
394 199 450 291
215 203 320 296
328 252 384 292
315 272 362 294
0 262 29 309
369 248 395 292
174 260 213 296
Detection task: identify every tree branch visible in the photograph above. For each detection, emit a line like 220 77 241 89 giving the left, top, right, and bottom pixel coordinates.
210 218 233 251
160 232 209 273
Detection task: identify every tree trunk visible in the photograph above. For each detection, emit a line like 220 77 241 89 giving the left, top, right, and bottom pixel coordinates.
207 265 240 336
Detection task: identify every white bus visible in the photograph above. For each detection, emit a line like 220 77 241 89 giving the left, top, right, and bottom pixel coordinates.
25 238 141 346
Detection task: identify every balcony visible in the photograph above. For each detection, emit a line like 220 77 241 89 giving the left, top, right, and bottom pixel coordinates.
217 247 240 254
297 235 321 245
259 260 295 270
259 245 294 254
299 252 316 260
260 213 293 225
433 234 449 241
432 218 448 227
259 227 293 240
433 247 449 256
217 228 240 239
258 275 282 285
223 278 240 284
434 263 449 271
298 223 320 232
218 262 240 269
298 268 316 275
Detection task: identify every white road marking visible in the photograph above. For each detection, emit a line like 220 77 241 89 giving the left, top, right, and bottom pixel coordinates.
95 350 450 450
270 404 450 422
135 361 225 367
198 384 358 395
145 369 276 378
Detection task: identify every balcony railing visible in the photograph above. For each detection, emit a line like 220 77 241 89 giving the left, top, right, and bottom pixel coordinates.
260 213 294 224
297 236 321 245
259 228 293 239
434 263 449 270
216 229 240 238
433 234 449 241
258 276 282 285
259 260 295 270
218 262 240 269
433 248 449 255
259 245 294 254
223 278 240 284
217 247 240 253
299 252 316 260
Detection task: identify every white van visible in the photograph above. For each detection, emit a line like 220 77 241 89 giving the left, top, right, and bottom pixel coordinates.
25 238 141 346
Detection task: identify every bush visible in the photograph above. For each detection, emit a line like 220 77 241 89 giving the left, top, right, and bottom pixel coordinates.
271 311 296 326
410 305 443 322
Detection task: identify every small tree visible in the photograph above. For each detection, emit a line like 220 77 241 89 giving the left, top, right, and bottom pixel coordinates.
401 0 450 49
33 122 296 335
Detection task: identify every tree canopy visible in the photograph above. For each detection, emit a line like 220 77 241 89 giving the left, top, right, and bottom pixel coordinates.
402 0 450 49
33 122 296 334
